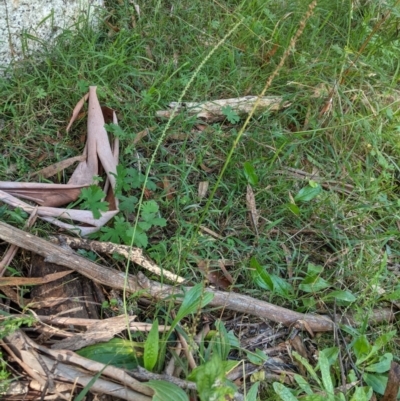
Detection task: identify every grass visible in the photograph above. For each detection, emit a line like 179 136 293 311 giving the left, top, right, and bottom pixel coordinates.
1 0 400 399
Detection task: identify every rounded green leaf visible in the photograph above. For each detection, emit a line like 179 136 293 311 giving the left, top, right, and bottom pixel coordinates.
146 380 189 401
294 184 322 203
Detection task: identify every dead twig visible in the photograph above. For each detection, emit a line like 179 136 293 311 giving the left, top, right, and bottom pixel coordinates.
53 234 185 284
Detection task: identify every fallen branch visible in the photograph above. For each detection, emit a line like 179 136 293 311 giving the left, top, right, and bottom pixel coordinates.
156 96 289 122
0 222 396 332
52 234 185 284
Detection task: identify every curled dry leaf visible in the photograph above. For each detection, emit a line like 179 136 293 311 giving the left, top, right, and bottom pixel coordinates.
162 177 175 200
0 86 119 236
197 259 232 290
246 184 259 234
0 270 73 287
31 155 87 179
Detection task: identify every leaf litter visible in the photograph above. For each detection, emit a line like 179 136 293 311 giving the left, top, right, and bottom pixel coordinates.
0 86 119 237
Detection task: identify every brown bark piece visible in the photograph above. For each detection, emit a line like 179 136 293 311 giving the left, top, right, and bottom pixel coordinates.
156 96 290 122
30 254 98 320
381 362 400 401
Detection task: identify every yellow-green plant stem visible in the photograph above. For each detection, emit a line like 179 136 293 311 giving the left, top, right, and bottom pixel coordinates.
122 18 243 340
191 0 319 248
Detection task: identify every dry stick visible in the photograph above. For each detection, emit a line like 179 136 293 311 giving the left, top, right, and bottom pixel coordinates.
53 235 185 284
133 366 196 391
0 205 38 276
0 222 395 333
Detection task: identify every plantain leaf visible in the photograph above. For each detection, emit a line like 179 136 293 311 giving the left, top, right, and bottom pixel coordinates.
76 338 141 369
146 380 189 401
144 319 159 371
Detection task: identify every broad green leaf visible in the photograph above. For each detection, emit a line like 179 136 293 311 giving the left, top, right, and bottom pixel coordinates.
353 335 371 362
126 227 148 248
307 263 323 275
363 373 388 395
76 338 141 369
347 369 357 383
356 330 396 365
118 194 138 213
302 395 327 401
144 319 159 371
246 381 260 401
246 349 268 365
270 274 293 298
320 347 339 366
287 203 300 215
99 216 132 244
365 353 392 373
349 386 373 401
188 355 236 401
138 221 152 231
318 351 334 400
146 380 189 401
227 330 240 348
151 217 167 227
142 200 159 215
299 275 330 293
294 374 313 395
323 290 356 303
273 382 299 401
294 184 322 203
244 161 259 186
